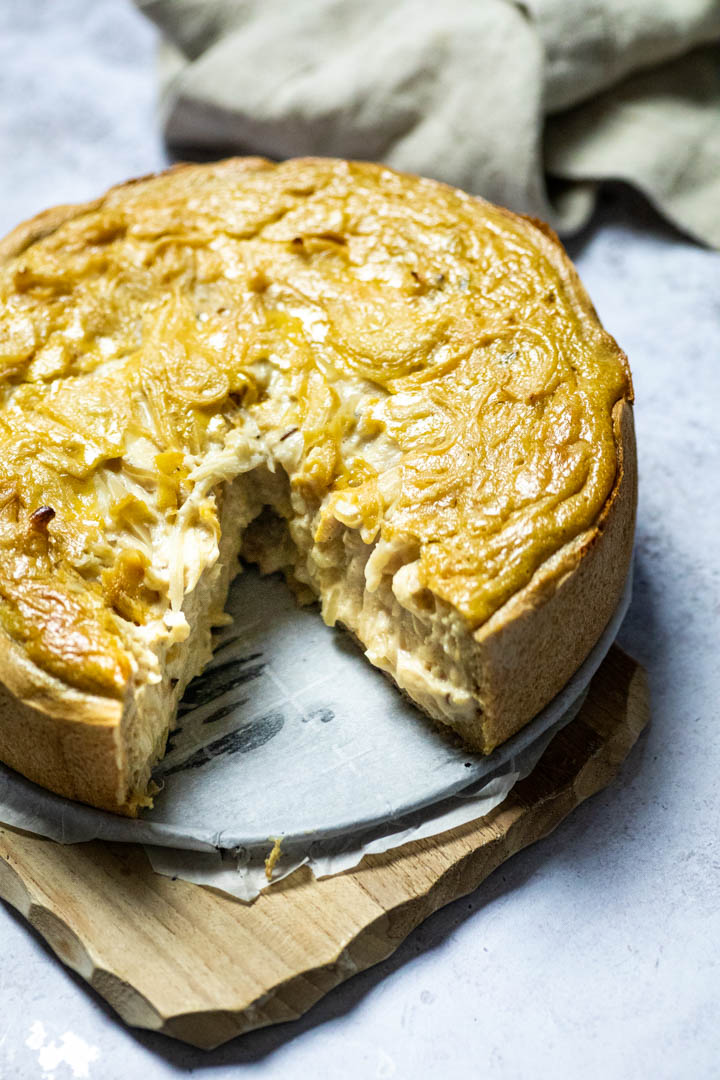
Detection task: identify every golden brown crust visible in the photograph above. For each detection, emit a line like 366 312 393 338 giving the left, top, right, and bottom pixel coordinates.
468 397 636 751
0 627 130 812
448 202 637 751
0 204 134 812
0 202 99 262
0 157 273 263
497 205 635 405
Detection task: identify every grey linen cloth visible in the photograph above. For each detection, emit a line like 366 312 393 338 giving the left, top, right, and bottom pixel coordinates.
135 0 720 246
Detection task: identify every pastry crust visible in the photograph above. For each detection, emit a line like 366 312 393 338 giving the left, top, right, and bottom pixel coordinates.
0 631 129 812
0 158 636 813
467 396 635 749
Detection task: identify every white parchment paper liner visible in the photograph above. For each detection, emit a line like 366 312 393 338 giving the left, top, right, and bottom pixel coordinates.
144 689 588 902
0 567 631 901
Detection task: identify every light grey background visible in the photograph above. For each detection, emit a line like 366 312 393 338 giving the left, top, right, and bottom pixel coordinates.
1 2 719 1078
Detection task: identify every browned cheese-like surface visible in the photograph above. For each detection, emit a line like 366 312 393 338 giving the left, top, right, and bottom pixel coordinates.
0 158 631 698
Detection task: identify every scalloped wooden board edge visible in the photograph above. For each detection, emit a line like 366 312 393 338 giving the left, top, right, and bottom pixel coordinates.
0 644 648 1050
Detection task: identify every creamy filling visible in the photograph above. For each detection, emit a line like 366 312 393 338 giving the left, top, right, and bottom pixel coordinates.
51 360 486 803
119 475 257 805
117 451 488 803
285 517 481 730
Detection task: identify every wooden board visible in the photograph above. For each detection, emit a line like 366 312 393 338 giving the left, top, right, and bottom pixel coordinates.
0 645 648 1050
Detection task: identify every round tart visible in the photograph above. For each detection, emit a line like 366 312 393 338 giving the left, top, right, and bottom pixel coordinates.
0 158 636 814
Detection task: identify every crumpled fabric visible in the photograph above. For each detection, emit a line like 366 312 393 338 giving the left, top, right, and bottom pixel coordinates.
135 0 720 246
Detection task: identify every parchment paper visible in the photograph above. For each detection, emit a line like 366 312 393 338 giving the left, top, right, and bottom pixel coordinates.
0 565 631 900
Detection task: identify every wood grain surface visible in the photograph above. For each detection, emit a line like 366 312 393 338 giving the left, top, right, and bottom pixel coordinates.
0 645 648 1049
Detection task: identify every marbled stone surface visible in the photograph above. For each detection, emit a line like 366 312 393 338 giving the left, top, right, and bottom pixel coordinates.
1 2 719 1077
